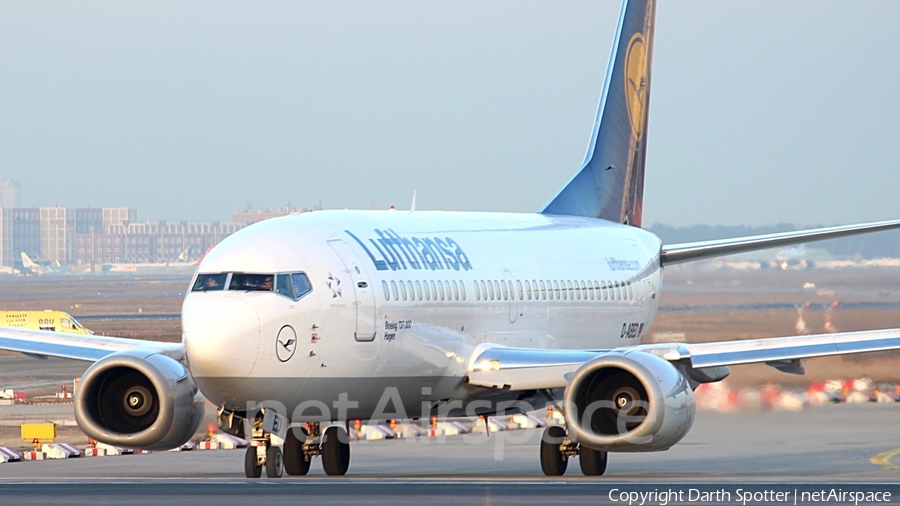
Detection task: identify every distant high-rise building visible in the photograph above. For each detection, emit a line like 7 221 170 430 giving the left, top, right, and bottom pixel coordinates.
12 208 40 261
73 208 103 234
232 206 304 225
0 177 19 209
0 208 11 268
102 207 137 233
40 207 70 265
77 220 245 265
1 203 262 268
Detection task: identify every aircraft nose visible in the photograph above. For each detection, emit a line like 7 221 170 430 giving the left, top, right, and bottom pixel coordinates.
182 296 260 381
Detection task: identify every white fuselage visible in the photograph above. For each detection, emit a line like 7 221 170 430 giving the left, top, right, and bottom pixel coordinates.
181 210 663 420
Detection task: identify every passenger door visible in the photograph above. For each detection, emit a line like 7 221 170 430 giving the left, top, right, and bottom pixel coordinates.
327 239 377 341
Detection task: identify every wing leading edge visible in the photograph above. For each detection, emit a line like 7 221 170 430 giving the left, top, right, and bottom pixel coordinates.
0 326 182 362
660 219 900 265
466 329 900 391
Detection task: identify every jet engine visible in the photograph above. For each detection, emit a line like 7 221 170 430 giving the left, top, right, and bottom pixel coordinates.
563 350 695 452
74 350 205 451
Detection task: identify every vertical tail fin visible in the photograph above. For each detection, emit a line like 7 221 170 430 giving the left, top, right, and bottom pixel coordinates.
20 252 37 269
540 0 656 227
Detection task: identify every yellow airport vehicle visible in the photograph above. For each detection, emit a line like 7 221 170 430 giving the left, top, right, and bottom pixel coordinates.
2 310 92 334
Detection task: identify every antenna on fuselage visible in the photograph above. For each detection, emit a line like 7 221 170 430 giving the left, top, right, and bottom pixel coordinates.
410 190 417 212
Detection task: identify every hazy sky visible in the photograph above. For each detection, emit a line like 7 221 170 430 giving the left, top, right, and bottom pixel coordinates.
2 1 899 227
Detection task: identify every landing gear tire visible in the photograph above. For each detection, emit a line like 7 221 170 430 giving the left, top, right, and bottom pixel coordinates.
266 446 284 478
540 426 568 476
244 446 262 478
322 426 350 476
284 426 311 476
579 445 608 476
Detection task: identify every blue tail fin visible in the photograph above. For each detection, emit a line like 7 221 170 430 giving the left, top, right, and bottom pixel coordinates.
540 0 656 227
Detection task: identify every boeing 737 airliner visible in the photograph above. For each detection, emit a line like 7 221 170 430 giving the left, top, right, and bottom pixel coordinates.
3 0 900 478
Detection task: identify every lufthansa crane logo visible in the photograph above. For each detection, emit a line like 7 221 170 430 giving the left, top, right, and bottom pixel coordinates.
275 325 297 362
624 32 648 140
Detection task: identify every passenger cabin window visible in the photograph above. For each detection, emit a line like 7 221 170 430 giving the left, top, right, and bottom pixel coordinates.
192 273 228 291
230 274 274 292
382 281 390 300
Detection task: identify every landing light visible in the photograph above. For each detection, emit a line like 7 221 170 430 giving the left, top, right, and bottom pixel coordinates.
478 360 501 372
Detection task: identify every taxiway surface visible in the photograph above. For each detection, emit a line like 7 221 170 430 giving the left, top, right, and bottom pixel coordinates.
1 403 899 504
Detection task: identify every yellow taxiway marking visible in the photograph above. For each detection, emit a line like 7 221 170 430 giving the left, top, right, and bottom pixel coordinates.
870 448 900 470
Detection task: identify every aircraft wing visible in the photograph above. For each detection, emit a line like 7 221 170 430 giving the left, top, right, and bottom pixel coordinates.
0 326 182 362
661 219 900 265
466 328 900 391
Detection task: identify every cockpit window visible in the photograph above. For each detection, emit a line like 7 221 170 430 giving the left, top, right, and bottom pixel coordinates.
230 274 274 292
291 273 312 300
275 274 294 299
193 273 228 291
191 271 311 299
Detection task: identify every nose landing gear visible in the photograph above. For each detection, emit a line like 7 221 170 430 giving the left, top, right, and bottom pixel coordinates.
539 425 608 476
245 444 284 478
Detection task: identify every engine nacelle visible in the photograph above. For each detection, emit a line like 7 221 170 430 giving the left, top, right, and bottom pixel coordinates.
563 350 695 452
74 351 205 451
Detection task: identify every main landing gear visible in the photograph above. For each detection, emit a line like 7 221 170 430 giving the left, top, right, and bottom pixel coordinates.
244 421 351 478
540 425 608 476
